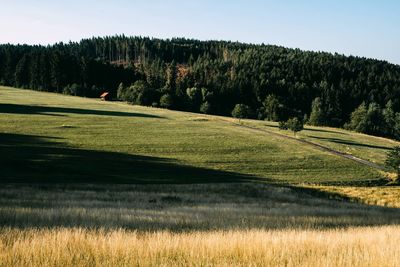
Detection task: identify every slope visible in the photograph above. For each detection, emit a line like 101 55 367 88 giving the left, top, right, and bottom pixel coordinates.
0 86 387 185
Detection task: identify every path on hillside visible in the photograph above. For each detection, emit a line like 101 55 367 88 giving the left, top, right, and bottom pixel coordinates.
222 119 387 171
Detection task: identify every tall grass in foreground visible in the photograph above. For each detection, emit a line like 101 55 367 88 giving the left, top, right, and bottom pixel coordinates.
1 226 399 267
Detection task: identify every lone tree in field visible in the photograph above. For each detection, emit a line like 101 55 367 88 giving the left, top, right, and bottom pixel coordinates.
385 146 400 181
287 117 304 136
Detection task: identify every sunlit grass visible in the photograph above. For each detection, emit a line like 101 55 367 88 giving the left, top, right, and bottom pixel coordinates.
309 185 400 208
1 183 400 266
1 226 400 267
242 119 400 166
0 86 381 184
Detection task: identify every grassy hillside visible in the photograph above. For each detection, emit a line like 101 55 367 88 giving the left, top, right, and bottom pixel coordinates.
0 86 390 184
243 119 399 166
1 86 400 266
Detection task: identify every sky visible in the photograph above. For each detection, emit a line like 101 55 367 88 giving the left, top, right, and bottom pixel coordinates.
1 0 399 64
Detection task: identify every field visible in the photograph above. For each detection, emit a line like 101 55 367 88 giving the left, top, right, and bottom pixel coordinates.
1 86 400 266
2 183 399 230
2 227 400 267
243 119 398 166
0 87 386 184
1 183 400 267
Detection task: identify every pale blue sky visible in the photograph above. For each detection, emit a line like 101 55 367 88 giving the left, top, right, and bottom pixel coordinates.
1 0 399 64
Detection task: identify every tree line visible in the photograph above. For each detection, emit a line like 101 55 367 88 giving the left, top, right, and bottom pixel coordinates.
1 35 400 139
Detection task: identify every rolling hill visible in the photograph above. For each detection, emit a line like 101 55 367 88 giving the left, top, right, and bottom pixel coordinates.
1 86 395 185
2 86 400 266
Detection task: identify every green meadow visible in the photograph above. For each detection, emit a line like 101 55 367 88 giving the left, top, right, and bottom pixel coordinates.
0 86 389 185
243 119 398 166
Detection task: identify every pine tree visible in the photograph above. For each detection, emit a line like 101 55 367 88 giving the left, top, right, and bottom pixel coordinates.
14 55 30 88
164 60 177 93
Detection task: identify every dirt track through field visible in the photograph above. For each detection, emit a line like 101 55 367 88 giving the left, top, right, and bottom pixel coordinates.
225 120 387 171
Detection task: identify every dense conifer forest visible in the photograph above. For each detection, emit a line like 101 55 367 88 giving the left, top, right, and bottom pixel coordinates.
1 35 400 139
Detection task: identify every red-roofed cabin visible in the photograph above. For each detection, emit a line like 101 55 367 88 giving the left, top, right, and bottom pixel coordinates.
100 92 110 101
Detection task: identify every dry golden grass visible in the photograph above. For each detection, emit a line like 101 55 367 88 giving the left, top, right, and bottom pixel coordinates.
1 226 400 267
2 184 400 266
311 185 400 208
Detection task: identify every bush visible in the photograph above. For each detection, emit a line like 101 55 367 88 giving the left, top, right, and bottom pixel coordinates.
160 94 173 109
394 114 400 140
62 83 82 96
385 146 400 181
186 87 202 111
231 104 252 119
200 101 213 114
278 121 288 130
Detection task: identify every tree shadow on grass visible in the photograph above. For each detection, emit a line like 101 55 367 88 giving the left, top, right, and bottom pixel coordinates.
308 135 392 150
0 133 256 184
1 133 400 230
304 127 347 135
0 103 164 118
265 124 347 135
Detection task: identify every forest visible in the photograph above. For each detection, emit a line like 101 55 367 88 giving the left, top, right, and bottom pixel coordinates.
1 35 400 139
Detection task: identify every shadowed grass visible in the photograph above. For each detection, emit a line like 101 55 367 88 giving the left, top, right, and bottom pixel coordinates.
1 183 399 230
0 103 164 118
308 135 392 151
0 133 253 184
